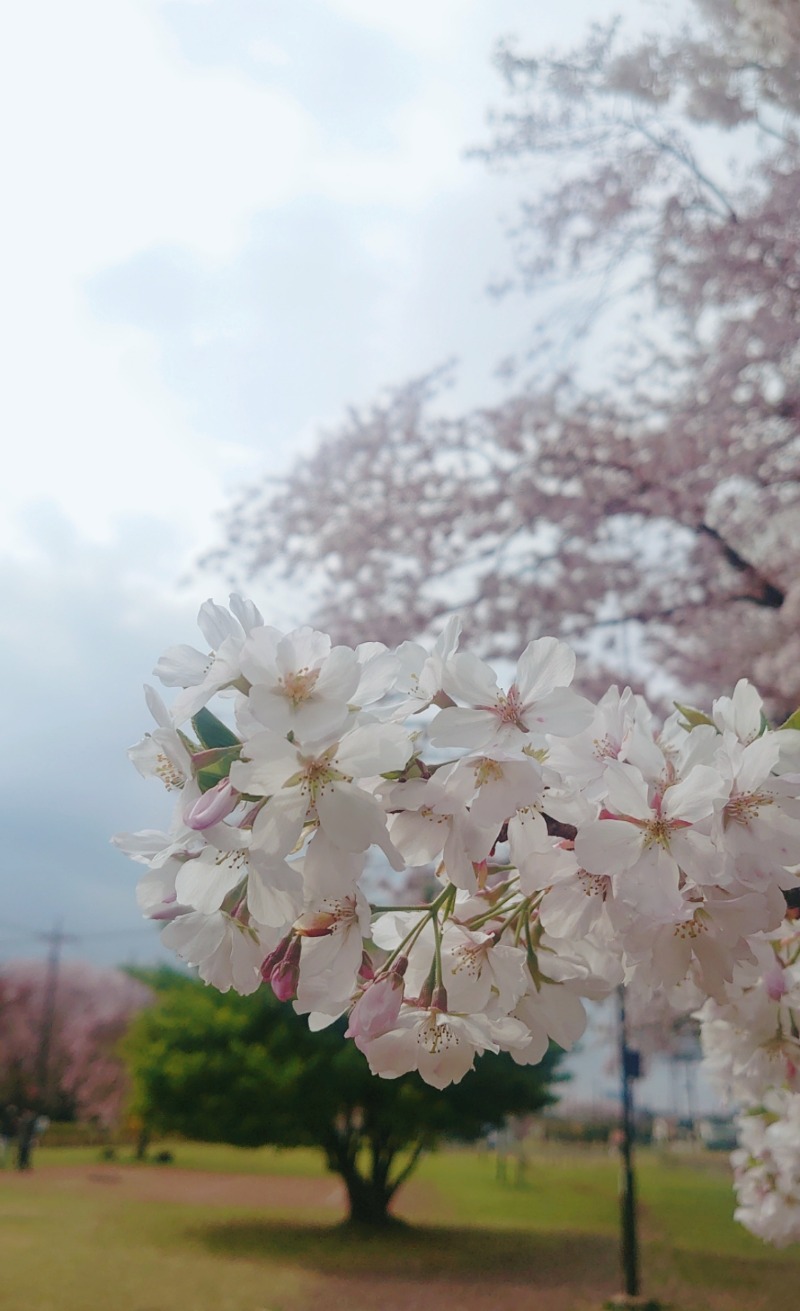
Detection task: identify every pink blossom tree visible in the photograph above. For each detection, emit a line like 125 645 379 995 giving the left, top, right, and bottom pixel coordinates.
211 0 800 714
0 960 152 1127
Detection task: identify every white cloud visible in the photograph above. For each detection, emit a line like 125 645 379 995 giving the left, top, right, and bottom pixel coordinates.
2 3 315 267
1 1 317 551
324 0 483 54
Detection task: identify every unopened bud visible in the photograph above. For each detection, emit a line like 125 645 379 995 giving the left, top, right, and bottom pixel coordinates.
358 952 376 982
184 778 240 830
260 932 293 982
269 937 301 1002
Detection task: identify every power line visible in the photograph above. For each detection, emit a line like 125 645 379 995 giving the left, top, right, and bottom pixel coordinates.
0 922 157 945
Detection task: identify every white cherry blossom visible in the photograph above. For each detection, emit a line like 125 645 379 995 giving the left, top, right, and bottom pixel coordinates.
387 774 498 890
155 597 259 725
241 625 361 742
431 637 593 751
160 908 275 995
356 1006 511 1088
575 760 725 914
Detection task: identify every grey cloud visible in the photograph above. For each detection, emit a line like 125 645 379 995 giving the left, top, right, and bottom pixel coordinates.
0 511 197 967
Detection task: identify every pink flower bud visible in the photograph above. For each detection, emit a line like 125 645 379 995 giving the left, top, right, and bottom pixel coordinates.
345 973 404 1042
260 933 293 982
358 952 376 982
269 937 301 1001
270 960 299 1001
184 778 239 830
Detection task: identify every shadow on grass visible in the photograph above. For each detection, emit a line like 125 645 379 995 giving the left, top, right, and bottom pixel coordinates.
664 1243 798 1290
190 1218 619 1286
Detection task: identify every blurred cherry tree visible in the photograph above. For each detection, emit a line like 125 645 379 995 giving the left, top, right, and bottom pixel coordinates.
211 0 800 713
0 961 152 1125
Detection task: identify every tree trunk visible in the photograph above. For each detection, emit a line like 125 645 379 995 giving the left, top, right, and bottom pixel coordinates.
324 1119 427 1226
134 1125 151 1162
340 1168 395 1226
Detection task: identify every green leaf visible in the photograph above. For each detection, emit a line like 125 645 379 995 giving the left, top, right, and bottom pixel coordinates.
192 707 240 750
196 745 241 793
673 702 715 730
779 707 800 732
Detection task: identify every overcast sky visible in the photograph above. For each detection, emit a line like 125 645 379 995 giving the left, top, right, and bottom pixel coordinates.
1 0 714 1112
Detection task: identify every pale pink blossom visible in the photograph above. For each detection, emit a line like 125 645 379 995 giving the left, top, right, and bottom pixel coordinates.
345 969 406 1043
575 761 725 914
432 638 593 752
356 1006 509 1088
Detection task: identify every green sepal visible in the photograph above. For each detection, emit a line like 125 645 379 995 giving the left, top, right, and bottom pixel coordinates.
192 707 241 750
673 702 715 730
196 745 242 793
779 707 800 732
382 754 422 782
178 728 199 755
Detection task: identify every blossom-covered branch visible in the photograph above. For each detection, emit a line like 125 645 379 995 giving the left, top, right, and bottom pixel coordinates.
117 594 800 1242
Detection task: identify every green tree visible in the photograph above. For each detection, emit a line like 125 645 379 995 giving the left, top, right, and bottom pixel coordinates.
124 972 563 1226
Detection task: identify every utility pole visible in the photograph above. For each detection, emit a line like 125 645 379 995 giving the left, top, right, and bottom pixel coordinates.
33 921 75 1112
618 986 640 1297
607 986 661 1311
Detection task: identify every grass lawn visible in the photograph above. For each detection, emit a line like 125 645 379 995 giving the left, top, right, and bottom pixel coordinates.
1 1142 798 1311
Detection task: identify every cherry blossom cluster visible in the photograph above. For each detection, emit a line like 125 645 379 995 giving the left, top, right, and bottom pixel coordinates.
696 919 800 1245
731 1090 800 1248
116 596 800 1198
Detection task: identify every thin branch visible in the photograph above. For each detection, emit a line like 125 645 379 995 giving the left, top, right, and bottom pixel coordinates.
628 117 739 222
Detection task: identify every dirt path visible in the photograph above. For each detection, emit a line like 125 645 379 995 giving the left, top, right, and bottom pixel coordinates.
21 1163 348 1209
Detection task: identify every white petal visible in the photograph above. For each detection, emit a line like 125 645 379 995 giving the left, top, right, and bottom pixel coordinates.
239 626 281 683
523 687 594 737
662 765 725 823
429 707 495 749
604 761 652 820
154 643 208 688
198 599 241 649
276 627 331 677
334 721 411 777
228 593 264 634
315 645 360 700
251 790 308 857
161 909 226 960
516 637 576 702
175 850 245 914
316 781 389 853
230 732 300 797
442 651 500 706
246 858 301 927
575 818 643 874
388 811 448 865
